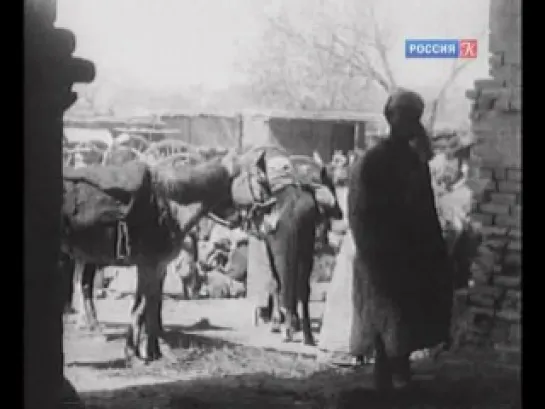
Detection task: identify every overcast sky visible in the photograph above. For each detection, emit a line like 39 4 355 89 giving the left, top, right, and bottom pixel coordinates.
56 0 490 93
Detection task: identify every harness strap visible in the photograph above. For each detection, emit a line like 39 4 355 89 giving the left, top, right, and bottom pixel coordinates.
116 221 131 260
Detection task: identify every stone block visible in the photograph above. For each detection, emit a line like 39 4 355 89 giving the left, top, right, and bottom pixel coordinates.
506 289 521 302
508 322 522 345
474 78 504 90
469 264 493 285
494 275 521 289
511 205 521 219
509 89 522 111
489 320 510 344
495 214 521 228
489 34 502 53
489 0 505 21
498 180 522 193
494 96 510 112
481 88 502 101
485 238 509 250
465 89 478 100
493 167 507 180
489 54 504 70
470 284 504 299
507 168 522 181
469 293 496 308
485 180 498 191
494 343 522 365
493 65 522 88
496 309 521 322
478 168 493 180
501 290 521 311
508 228 521 239
504 251 522 267
490 192 517 205
504 45 521 65
471 212 494 226
507 239 521 252
471 119 496 133
480 203 510 215
494 89 514 112
510 65 522 87
469 305 495 318
480 225 509 238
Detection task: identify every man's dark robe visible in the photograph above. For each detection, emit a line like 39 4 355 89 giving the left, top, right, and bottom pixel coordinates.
347 137 453 358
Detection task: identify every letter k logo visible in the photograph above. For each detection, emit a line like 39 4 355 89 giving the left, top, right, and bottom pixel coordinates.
459 39 478 59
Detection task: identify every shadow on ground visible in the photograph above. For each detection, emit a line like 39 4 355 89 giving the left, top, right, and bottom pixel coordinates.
73 354 521 409
67 323 238 371
99 318 231 342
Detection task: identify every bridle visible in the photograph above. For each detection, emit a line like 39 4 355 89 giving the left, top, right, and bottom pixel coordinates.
205 164 277 235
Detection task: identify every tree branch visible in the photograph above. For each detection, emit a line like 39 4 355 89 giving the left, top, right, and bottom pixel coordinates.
426 29 488 131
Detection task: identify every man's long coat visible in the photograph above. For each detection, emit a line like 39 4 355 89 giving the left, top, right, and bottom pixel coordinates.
347 138 453 357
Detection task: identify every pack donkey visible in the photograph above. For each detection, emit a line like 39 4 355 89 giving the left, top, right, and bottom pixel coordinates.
62 151 273 362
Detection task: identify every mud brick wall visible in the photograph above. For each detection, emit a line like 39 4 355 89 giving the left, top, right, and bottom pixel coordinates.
458 0 521 359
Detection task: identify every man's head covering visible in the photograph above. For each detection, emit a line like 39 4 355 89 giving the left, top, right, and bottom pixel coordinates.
384 88 425 126
384 88 433 161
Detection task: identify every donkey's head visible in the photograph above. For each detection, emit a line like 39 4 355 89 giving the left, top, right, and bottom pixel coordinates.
207 149 274 228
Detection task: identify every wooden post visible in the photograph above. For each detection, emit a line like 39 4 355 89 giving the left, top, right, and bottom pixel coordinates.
25 1 95 407
353 122 360 150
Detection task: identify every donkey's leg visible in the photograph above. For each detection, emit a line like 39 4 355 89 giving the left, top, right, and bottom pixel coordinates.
293 310 301 332
390 353 412 389
282 308 295 343
373 335 394 393
270 291 282 334
280 282 297 343
63 260 76 314
300 298 315 346
137 264 161 361
72 260 87 328
299 255 315 345
157 268 166 334
125 279 144 361
81 263 99 331
129 263 171 362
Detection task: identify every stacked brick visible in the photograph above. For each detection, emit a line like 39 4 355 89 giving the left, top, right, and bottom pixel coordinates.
453 166 521 356
457 0 521 360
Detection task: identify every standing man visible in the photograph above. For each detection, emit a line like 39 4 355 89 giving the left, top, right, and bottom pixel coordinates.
347 89 452 392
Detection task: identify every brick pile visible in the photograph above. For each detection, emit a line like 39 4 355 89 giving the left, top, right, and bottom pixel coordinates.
452 166 521 357
457 0 521 360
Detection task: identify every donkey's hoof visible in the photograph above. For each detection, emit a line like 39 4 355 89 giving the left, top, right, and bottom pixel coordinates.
282 328 294 343
252 309 260 327
87 321 102 333
124 346 139 365
303 338 316 347
270 324 281 333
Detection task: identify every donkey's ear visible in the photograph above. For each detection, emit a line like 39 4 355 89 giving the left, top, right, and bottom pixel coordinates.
221 148 241 178
313 151 324 166
256 150 267 174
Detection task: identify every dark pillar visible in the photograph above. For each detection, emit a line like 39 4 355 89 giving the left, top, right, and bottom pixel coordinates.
24 1 95 408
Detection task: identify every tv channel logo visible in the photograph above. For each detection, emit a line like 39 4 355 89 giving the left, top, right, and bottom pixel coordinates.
405 39 478 59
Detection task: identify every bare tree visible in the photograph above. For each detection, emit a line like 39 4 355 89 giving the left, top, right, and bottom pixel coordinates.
243 0 484 126
424 59 474 131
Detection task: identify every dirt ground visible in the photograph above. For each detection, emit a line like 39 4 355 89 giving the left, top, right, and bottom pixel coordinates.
64 297 521 409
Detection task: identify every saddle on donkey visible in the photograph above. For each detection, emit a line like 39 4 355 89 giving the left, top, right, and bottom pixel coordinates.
62 161 155 261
